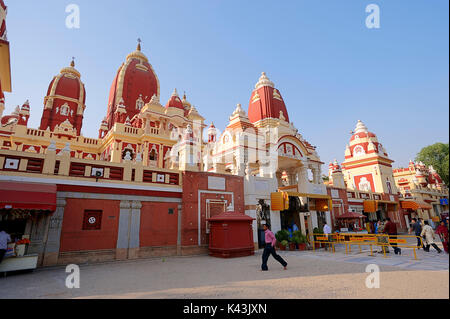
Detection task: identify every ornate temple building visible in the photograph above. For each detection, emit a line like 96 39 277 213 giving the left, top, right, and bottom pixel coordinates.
326 120 449 231
0 1 447 268
204 72 331 247
393 161 448 224
0 1 333 264
326 120 406 231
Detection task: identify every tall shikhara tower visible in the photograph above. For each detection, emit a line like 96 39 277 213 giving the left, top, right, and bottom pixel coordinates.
0 0 11 110
341 120 397 195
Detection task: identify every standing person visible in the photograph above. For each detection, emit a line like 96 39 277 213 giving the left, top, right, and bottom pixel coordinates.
374 220 380 234
409 218 423 249
418 218 425 227
323 222 332 251
420 221 442 253
377 220 388 253
436 221 449 254
0 228 12 264
261 224 288 271
383 218 401 255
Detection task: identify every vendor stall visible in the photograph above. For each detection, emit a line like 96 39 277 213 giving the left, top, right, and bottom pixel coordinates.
0 181 56 273
336 211 366 233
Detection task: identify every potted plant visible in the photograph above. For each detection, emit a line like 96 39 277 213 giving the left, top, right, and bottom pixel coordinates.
288 238 296 251
297 234 307 251
275 230 290 248
313 227 324 248
280 240 288 251
292 235 301 250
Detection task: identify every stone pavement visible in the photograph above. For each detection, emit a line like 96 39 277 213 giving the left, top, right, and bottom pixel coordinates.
280 243 449 272
0 244 447 299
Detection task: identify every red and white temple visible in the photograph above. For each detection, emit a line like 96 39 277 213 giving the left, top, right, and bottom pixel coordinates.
0 1 448 267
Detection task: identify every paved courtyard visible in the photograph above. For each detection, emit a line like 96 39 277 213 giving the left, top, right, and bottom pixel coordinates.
0 245 448 299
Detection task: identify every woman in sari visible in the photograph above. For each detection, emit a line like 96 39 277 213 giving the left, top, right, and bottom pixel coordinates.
436 221 449 254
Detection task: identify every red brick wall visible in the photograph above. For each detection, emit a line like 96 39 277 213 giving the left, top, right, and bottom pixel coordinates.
60 198 120 252
181 172 244 246
140 202 178 247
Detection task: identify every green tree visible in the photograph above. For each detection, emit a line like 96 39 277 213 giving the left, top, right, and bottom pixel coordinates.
415 143 449 185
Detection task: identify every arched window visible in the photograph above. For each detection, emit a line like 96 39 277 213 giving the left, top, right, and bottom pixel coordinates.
60 103 70 116
354 145 365 156
136 95 145 110
149 149 157 161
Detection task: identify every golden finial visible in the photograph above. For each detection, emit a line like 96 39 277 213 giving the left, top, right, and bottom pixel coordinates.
137 38 142 51
70 57 75 67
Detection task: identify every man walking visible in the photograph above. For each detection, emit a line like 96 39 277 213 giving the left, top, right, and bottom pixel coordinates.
0 228 11 264
261 224 288 271
323 222 331 251
421 221 442 253
383 218 401 255
409 218 423 249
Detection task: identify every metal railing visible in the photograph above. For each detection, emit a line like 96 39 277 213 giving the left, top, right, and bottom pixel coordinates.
308 233 424 260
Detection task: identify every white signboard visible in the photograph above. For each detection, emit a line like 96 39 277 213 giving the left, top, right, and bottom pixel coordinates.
331 189 340 199
208 176 226 190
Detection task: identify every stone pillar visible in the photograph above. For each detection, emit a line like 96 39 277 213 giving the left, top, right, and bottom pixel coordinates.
58 151 71 176
42 198 66 266
287 169 297 186
123 160 132 182
299 212 307 236
312 168 319 184
275 171 283 188
43 149 57 175
116 200 141 260
297 166 308 193
177 204 182 256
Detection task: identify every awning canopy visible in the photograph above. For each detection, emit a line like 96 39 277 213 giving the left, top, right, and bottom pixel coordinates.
0 181 57 212
400 200 432 210
285 192 330 200
337 212 366 219
363 200 378 213
271 191 332 211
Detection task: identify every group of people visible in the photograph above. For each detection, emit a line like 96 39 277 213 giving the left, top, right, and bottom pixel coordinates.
260 216 449 271
409 218 448 254
365 217 448 254
374 218 402 255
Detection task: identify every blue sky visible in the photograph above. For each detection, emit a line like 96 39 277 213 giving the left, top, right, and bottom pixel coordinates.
3 0 449 170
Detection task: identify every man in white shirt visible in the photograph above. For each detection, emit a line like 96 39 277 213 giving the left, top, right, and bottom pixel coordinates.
323 222 332 250
0 228 12 263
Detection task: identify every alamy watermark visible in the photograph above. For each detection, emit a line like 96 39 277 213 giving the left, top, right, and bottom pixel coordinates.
366 4 380 29
65 4 80 29
365 264 380 288
65 264 80 289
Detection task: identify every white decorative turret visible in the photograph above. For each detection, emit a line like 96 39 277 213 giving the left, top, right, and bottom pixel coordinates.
255 72 275 90
208 123 217 143
116 98 127 113
345 144 351 157
354 120 368 134
149 94 160 105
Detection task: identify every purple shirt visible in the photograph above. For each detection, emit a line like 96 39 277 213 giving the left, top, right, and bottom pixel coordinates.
265 229 276 247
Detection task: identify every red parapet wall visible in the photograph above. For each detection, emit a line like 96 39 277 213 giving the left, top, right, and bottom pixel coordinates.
59 198 120 252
